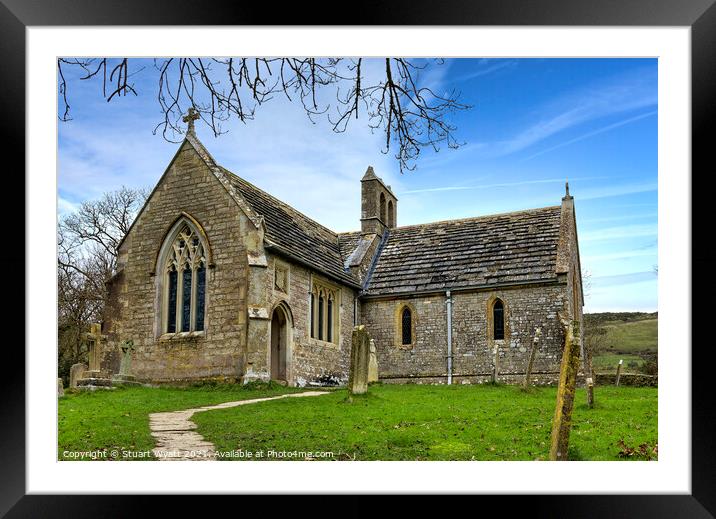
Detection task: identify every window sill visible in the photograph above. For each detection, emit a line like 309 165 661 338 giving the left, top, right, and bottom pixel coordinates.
309 337 339 348
158 331 206 342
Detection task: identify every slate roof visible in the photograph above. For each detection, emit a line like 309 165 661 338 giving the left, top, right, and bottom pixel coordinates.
362 206 563 296
222 168 360 287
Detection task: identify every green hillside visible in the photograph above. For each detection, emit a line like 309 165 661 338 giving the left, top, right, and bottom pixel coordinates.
584 312 657 374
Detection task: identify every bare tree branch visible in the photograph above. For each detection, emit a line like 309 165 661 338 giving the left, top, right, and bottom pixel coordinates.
58 57 471 172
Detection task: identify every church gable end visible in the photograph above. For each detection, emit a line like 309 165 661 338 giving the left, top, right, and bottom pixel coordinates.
102 137 255 383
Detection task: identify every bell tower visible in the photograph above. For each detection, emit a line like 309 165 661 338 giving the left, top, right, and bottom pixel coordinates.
360 166 397 236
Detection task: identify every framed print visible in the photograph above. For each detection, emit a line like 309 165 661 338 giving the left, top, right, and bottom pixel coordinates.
4 0 716 516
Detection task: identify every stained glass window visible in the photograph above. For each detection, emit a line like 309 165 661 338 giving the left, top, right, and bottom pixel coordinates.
162 221 206 334
195 265 205 331
167 269 177 333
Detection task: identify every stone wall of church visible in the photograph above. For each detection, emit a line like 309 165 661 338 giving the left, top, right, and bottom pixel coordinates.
360 283 567 385
263 254 357 386
102 141 252 384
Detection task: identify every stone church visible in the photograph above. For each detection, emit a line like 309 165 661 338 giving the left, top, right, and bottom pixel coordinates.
101 116 583 386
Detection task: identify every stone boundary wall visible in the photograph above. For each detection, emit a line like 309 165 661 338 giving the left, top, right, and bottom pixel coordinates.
595 373 658 387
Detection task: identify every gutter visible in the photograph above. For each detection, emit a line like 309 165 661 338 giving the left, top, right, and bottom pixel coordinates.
360 277 563 301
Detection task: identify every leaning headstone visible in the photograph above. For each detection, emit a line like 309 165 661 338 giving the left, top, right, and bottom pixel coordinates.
615 359 623 386
348 326 370 395
367 339 379 383
70 363 87 389
57 378 64 397
523 327 542 388
549 319 582 461
112 340 140 386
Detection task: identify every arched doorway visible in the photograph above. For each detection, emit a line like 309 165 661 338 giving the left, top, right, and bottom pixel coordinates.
270 305 289 381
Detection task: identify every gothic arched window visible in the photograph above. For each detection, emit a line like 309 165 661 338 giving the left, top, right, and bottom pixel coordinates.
379 192 386 223
387 200 394 227
493 299 505 340
161 221 207 334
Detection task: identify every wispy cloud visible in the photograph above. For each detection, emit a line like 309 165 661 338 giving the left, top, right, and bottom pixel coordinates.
401 176 605 195
453 59 517 82
584 249 657 263
577 182 656 202
522 109 657 161
580 212 657 224
473 67 657 158
580 224 657 242
591 270 657 287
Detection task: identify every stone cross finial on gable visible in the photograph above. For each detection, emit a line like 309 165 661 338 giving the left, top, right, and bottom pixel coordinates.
182 107 200 134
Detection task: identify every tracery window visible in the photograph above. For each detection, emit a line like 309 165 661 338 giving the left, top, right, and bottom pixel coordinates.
310 279 339 344
162 222 206 334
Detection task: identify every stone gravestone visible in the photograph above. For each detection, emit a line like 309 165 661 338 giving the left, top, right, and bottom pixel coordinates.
112 340 140 386
57 378 64 397
76 323 112 389
348 326 370 395
367 339 379 383
69 362 87 389
549 318 582 461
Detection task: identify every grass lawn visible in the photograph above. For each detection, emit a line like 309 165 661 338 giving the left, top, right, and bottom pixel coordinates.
58 382 299 460
192 384 657 461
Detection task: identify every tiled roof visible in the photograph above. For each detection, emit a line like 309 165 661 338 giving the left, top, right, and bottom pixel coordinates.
362 206 563 296
222 168 360 287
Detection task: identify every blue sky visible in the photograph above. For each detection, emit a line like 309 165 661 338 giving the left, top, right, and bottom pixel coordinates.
58 58 658 313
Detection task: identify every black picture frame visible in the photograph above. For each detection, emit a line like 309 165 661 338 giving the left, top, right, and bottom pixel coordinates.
3 0 714 516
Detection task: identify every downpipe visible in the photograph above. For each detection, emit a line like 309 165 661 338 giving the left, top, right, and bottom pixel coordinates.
445 290 452 385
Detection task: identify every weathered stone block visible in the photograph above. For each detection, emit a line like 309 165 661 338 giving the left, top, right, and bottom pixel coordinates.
69 362 87 389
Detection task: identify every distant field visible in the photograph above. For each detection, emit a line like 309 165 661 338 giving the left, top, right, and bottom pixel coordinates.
585 313 657 374
601 319 658 353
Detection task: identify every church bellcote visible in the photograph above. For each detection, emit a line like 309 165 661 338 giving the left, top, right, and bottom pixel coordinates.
361 166 398 235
